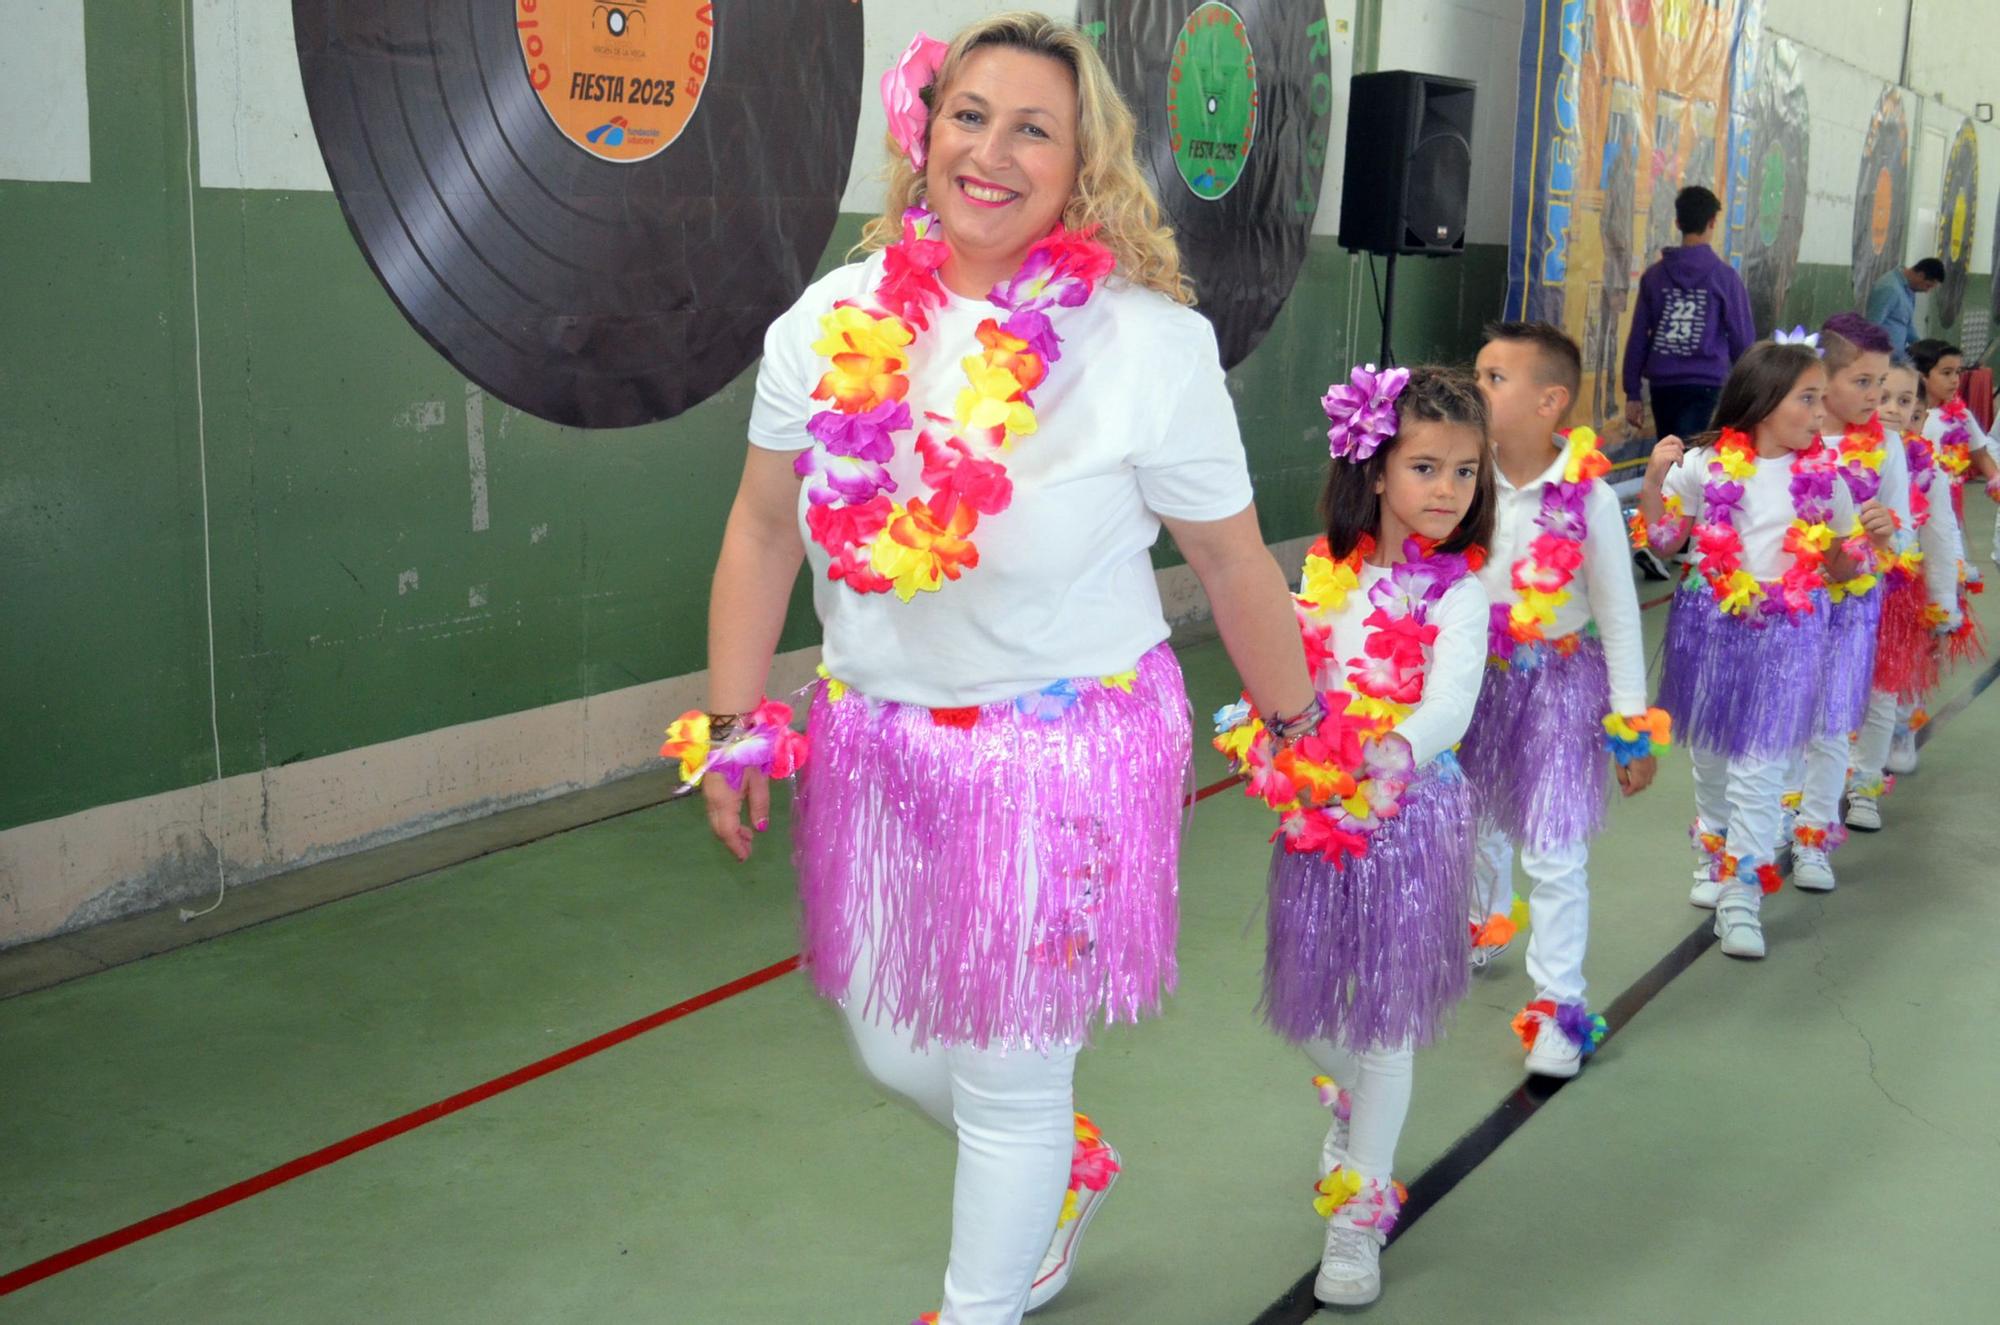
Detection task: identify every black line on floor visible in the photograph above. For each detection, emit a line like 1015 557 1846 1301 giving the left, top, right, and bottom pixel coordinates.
1249 648 2000 1324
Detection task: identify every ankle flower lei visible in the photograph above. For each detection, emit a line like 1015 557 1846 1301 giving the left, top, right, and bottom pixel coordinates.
1313 1167 1409 1230
1056 1112 1120 1230
1489 427 1611 663
660 700 809 788
1214 535 1475 862
1512 999 1608 1056
797 207 1115 602
1689 429 1842 621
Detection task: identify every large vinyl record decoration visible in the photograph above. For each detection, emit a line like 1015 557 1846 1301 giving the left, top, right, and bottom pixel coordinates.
1739 37 1809 334
294 1 864 429
1936 121 1979 328
1079 0 1333 368
1849 87 1911 306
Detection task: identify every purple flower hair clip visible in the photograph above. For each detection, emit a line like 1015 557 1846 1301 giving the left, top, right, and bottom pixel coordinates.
1773 326 1824 356
1322 364 1410 462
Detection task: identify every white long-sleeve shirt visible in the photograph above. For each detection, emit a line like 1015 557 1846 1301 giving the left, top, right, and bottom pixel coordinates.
1302 560 1490 766
1912 445 1965 617
1478 445 1650 715
1921 402 2000 464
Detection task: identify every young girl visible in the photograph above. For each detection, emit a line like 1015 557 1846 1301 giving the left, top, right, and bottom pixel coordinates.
1460 322 1666 1080
1215 366 1494 1308
1640 343 1894 958
1848 362 1964 789
1789 314 1910 866
1910 338 2000 572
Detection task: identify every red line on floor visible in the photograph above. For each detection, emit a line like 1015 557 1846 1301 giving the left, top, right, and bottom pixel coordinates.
1642 589 1674 611
5 771 1251 1295
0 955 802 1298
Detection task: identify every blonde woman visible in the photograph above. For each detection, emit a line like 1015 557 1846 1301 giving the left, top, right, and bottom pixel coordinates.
689 14 1312 1323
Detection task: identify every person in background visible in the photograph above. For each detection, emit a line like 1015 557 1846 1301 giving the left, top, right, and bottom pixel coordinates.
1622 186 1757 442
1865 257 1945 357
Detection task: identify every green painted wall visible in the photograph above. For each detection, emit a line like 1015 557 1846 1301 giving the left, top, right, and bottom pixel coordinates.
5 2 1990 835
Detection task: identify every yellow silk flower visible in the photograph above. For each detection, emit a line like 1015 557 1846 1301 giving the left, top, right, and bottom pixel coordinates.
1301 551 1359 613
955 357 1038 436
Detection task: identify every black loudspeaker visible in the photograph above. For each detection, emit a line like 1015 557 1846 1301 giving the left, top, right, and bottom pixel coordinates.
1338 71 1476 256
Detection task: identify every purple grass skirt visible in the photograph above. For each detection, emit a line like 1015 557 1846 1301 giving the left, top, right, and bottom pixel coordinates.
1657 584 1832 759
1262 755 1474 1052
1817 588 1884 736
792 644 1190 1052
1457 637 1611 853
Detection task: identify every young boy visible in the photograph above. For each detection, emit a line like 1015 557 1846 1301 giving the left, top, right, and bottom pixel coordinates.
1461 322 1661 1077
1622 186 1758 440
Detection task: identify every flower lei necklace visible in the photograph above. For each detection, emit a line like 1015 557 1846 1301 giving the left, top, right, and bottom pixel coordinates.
1688 428 1845 621
1829 415 1893 598
1488 426 1610 662
1904 430 1936 530
795 207 1116 602
1936 397 1976 489
1214 533 1474 862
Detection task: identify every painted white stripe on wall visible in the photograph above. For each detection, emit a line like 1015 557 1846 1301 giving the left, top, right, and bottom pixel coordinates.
0 0 91 184
466 383 491 533
192 0 331 191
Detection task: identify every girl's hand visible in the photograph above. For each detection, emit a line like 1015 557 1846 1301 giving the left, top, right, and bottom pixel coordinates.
703 771 771 863
1644 435 1685 492
1616 754 1658 797
1858 500 1898 549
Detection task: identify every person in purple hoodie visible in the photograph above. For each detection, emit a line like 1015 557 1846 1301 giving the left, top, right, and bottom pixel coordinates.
1621 186 1757 440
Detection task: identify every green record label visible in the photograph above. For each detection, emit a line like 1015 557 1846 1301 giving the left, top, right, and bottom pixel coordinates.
1167 2 1259 201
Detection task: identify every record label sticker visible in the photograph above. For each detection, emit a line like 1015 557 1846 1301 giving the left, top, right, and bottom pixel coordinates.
1167 2 1259 200
515 0 715 162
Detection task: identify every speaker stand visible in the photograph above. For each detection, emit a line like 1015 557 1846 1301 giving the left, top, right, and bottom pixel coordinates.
1379 250 1399 366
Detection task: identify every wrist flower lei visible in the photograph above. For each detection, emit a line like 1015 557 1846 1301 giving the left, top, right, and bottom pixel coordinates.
660 700 809 788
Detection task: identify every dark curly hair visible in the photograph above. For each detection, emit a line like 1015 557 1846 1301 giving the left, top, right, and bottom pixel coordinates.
1319 365 1495 560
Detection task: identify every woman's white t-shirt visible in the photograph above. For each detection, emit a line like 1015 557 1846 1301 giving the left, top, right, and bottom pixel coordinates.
748 255 1253 707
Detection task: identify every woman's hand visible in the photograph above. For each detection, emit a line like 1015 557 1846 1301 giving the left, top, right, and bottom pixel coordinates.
1858 499 1898 549
703 771 771 863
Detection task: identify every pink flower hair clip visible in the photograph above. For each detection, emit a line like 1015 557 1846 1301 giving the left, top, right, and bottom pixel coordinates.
1321 364 1409 462
882 32 951 169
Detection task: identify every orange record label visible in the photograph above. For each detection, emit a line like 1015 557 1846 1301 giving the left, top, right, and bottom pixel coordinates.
515 0 716 163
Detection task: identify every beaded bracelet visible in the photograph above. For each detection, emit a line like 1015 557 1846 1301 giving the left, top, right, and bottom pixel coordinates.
660 698 808 788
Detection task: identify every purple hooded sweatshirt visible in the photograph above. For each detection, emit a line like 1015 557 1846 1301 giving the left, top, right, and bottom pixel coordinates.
1622 243 1756 399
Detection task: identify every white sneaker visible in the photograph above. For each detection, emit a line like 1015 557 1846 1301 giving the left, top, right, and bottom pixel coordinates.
1690 871 1721 909
1315 1222 1383 1307
1714 890 1765 959
1524 1017 1583 1079
1885 731 1919 775
1845 793 1882 832
1791 845 1836 892
1026 1129 1118 1311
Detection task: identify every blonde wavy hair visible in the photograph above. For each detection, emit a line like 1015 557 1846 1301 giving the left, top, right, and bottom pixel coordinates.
857 12 1193 305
